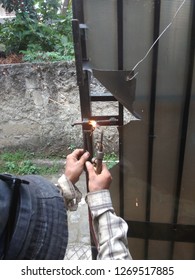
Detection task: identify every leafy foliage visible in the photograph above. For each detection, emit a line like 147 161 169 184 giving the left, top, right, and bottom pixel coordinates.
34 0 60 21
0 0 36 15
0 0 74 62
104 152 118 169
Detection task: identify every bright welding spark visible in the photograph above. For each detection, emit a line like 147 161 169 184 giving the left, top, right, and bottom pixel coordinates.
89 120 98 129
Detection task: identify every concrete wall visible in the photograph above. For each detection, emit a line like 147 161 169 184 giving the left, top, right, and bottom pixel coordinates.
0 6 6 17
0 6 15 23
0 61 131 155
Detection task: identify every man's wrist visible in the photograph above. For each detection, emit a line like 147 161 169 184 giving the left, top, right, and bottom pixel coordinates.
57 174 82 211
86 189 114 218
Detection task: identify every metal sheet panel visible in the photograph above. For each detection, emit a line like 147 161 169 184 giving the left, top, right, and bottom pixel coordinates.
178 57 195 225
123 0 154 116
109 0 195 259
151 0 192 223
83 0 118 69
77 0 195 259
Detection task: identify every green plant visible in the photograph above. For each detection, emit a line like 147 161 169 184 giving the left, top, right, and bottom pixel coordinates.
0 158 39 175
38 163 61 175
104 152 118 169
104 152 118 162
5 161 16 172
21 50 72 63
0 1 74 61
1 150 30 161
0 150 62 175
34 0 60 21
18 160 39 175
0 0 35 14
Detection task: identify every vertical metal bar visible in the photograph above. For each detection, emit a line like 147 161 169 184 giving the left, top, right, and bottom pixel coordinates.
72 19 84 86
145 0 161 260
72 0 84 22
118 104 124 216
72 1 92 151
72 18 91 119
72 0 87 61
80 72 93 160
117 0 124 218
72 0 97 259
170 0 195 258
117 0 123 70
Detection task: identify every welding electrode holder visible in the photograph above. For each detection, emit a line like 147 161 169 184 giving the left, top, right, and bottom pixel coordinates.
72 119 104 173
92 128 104 174
92 150 104 174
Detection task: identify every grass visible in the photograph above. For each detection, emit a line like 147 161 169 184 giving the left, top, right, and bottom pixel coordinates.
0 150 118 175
104 152 119 169
0 150 62 175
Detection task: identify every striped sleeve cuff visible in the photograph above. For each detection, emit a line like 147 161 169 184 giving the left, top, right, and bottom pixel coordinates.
86 190 114 218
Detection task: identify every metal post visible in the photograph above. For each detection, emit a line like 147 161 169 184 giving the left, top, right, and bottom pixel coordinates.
117 0 125 219
145 0 161 260
72 0 97 259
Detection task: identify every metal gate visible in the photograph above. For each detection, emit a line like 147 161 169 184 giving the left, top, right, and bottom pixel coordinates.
72 0 195 259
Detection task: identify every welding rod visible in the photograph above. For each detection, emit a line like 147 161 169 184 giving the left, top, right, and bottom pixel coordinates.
95 129 104 174
72 117 118 127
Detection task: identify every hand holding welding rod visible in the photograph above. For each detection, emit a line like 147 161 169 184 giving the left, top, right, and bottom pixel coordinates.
65 149 90 184
85 161 112 192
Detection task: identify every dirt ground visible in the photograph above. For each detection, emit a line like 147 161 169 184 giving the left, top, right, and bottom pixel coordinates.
0 54 23 64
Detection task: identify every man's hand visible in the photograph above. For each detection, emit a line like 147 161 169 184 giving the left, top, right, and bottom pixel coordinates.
85 161 112 192
65 149 90 184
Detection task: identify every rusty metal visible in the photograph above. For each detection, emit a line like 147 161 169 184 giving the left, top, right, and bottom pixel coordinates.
92 129 104 175
72 119 104 174
72 117 119 128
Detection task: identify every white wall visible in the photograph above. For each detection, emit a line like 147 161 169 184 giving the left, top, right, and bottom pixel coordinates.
0 5 15 23
0 6 6 16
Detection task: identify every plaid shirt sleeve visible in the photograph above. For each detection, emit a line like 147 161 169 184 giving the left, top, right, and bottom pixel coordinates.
86 190 132 260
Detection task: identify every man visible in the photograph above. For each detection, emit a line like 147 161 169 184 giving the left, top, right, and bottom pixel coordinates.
60 148 132 260
0 149 132 260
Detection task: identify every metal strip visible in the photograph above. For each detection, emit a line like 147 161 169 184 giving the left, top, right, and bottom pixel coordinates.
72 1 92 139
72 19 84 86
117 0 123 71
90 116 119 126
72 0 97 259
170 0 195 258
117 0 125 219
72 0 84 22
118 104 124 218
144 0 161 259
127 220 195 243
91 92 117 102
72 0 87 61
